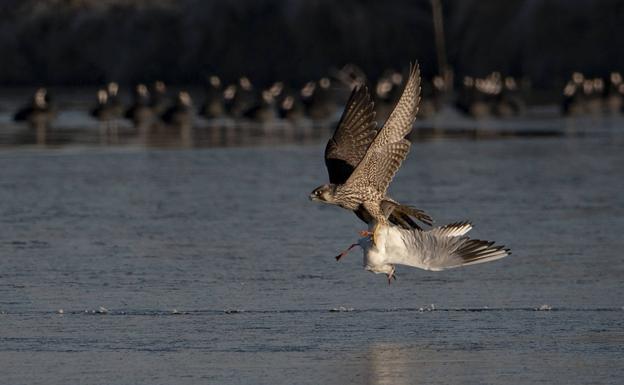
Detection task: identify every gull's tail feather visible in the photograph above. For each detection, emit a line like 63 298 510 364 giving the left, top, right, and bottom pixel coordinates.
429 221 472 237
454 239 511 267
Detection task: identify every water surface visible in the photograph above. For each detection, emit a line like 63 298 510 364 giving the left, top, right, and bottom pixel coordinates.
1 131 623 384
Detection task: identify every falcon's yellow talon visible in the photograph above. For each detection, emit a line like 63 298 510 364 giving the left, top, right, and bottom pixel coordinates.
371 223 381 246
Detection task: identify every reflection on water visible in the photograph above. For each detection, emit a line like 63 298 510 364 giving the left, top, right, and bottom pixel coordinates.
3 116 620 149
366 343 415 385
364 331 624 385
0 119 331 148
2 100 623 149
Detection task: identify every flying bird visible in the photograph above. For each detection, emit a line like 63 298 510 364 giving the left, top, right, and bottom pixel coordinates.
309 63 432 234
337 221 510 283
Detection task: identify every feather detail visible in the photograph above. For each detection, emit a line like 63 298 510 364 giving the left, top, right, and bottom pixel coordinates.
361 222 509 274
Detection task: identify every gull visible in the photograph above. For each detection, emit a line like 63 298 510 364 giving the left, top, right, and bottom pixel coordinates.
310 63 432 234
336 221 510 283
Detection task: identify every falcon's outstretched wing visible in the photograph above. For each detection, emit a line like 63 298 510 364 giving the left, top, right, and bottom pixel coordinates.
324 85 377 184
344 63 421 196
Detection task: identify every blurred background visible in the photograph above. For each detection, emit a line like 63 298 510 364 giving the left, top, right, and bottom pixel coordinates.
2 3 624 384
2 0 623 87
1 0 624 147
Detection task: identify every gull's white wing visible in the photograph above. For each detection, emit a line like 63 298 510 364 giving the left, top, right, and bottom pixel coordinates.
380 225 509 271
426 221 472 237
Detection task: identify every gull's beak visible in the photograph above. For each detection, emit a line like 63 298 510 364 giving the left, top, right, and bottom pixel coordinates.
308 193 317 201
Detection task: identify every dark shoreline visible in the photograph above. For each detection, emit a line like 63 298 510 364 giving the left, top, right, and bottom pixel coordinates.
2 0 622 87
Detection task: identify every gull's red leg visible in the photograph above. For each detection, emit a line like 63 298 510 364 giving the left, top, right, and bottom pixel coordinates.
335 243 359 261
358 230 372 237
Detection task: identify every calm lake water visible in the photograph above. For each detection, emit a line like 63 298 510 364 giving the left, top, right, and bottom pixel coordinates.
1 123 623 384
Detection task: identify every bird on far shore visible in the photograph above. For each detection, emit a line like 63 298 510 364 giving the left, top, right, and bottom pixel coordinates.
200 75 225 119
125 84 154 126
91 89 115 121
150 80 170 116
14 87 56 126
162 91 194 126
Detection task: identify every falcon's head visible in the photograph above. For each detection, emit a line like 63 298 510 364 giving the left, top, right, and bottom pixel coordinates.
309 184 337 204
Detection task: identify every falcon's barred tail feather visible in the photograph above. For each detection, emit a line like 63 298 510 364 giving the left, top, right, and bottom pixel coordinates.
389 212 420 230
381 201 433 230
392 204 433 227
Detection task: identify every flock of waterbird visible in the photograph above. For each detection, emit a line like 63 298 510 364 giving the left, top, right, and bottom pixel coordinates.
309 63 510 283
11 67 624 131
11 71 362 128
457 70 624 118
562 71 624 116
455 72 526 118
9 65 624 133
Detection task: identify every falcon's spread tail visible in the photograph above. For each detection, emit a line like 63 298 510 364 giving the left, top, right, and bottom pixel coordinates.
390 204 433 230
381 201 433 230
355 201 433 231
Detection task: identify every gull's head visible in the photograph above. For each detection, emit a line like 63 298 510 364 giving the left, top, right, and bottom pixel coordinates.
364 263 395 276
309 184 336 203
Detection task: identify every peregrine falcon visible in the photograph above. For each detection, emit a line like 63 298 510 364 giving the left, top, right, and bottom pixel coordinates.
309 63 431 238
